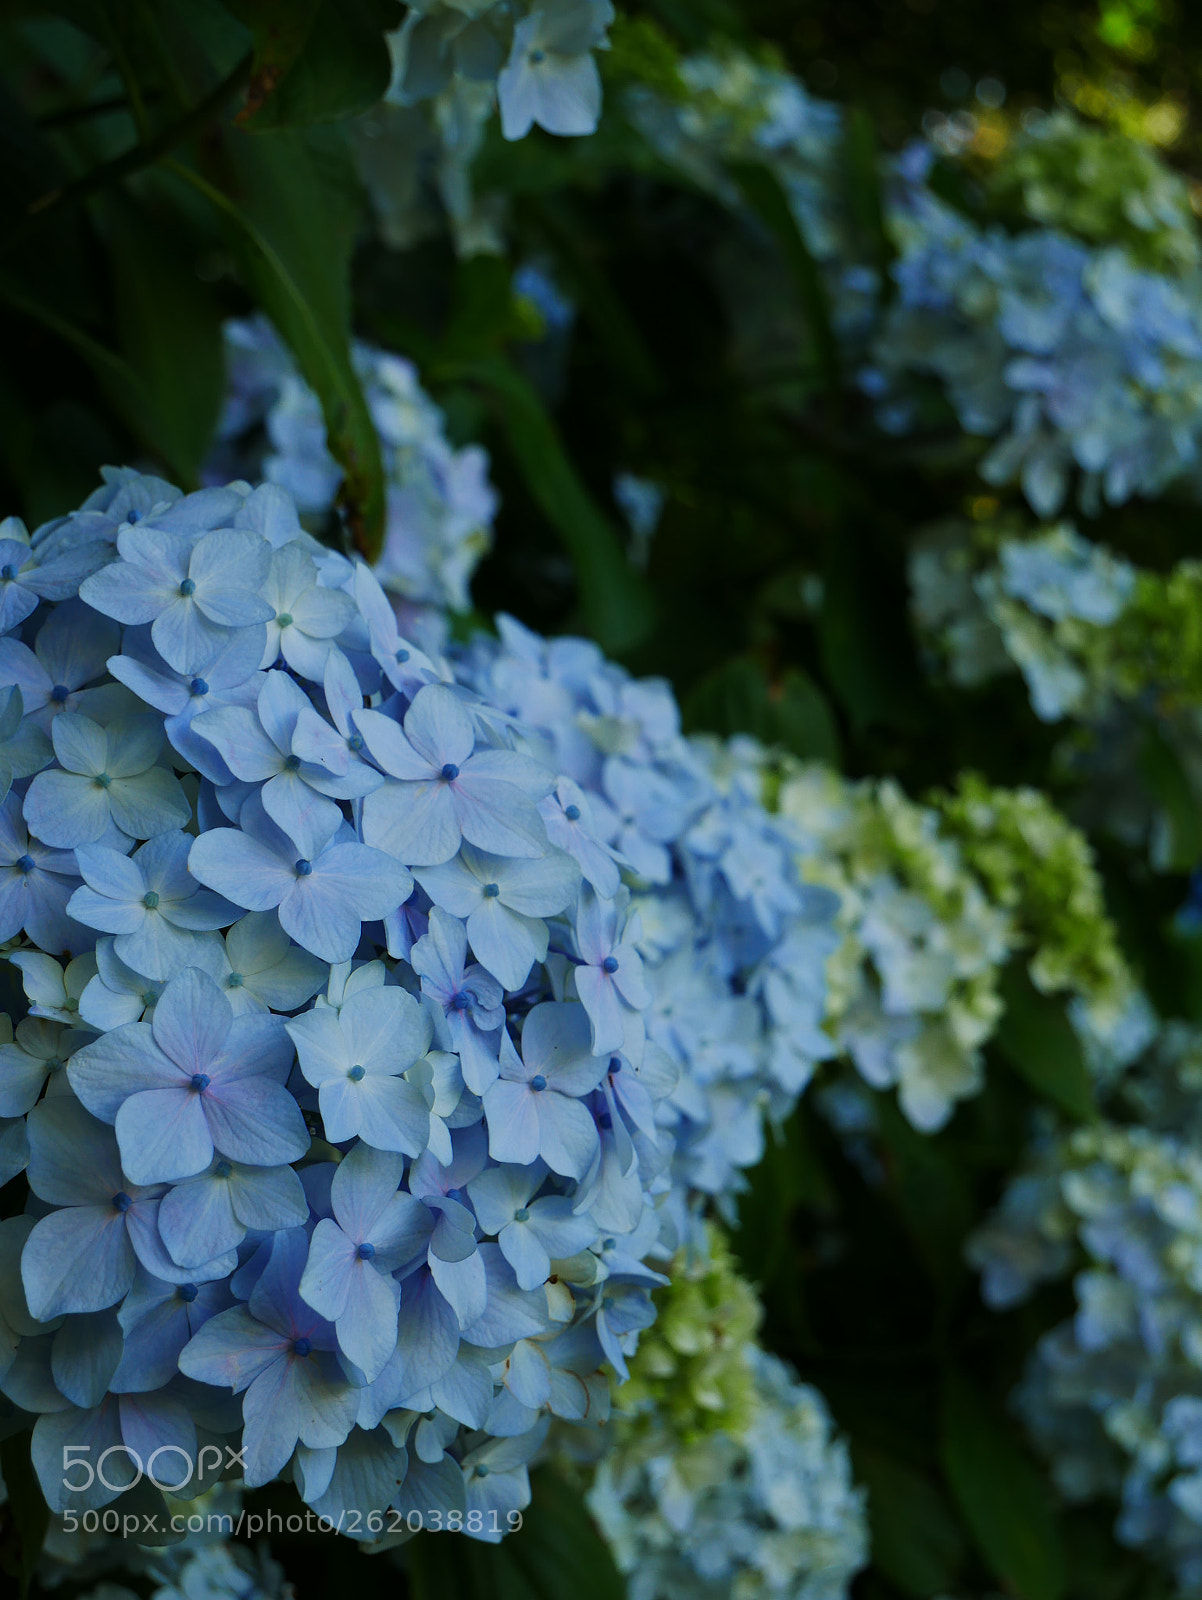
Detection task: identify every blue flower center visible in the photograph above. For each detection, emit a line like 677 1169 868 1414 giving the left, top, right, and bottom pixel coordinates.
440 762 460 781
142 891 159 909
178 1283 198 1303
292 1337 312 1357
451 991 471 1011
564 804 581 821
609 1057 621 1074
95 773 112 789
395 648 409 664
50 684 70 703
178 577 196 597
530 1074 547 1092
602 1237 615 1251
348 1064 365 1081
189 677 209 697
141 990 158 1007
599 1112 613 1129
295 858 313 876
357 1242 376 1261
0 565 15 581
226 972 244 988
126 509 141 524
112 1191 132 1213
15 854 34 874
214 1160 232 1178
529 48 546 63
475 1464 490 1479
602 955 619 973
276 612 293 628
514 1207 530 1222
348 732 364 751
482 882 500 898
190 1073 210 1092
284 753 301 770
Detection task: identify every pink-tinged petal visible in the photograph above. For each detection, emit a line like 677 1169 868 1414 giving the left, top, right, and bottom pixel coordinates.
179 1305 288 1391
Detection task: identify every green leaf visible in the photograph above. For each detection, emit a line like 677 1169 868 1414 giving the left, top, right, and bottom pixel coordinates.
0 1430 48 1597
683 656 841 764
940 1368 1065 1600
1138 722 1202 872
440 355 655 655
0 275 184 474
95 191 223 484
728 159 841 398
993 965 1097 1123
875 1096 973 1295
171 124 385 556
732 1102 832 1335
407 1470 625 1600
854 1445 967 1598
232 0 400 130
816 525 925 734
841 106 894 300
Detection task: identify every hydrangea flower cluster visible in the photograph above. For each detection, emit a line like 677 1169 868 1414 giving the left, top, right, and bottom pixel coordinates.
871 167 1202 517
209 317 496 617
617 46 1202 519
908 516 1202 870
584 1232 868 1600
392 0 615 143
986 110 1201 276
769 756 1138 1130
352 0 616 257
451 632 840 1232
909 514 1202 726
968 1024 1202 1592
0 465 692 1534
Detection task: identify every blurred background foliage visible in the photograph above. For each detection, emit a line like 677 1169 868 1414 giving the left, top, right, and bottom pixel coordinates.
4 2 1202 1598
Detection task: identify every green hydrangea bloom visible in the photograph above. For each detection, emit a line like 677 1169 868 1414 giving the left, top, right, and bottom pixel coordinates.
767 751 1137 1130
937 774 1132 1019
988 110 1199 275
613 1225 762 1445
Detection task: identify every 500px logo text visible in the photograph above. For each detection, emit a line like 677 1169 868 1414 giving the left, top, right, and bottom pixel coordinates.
61 1443 246 1494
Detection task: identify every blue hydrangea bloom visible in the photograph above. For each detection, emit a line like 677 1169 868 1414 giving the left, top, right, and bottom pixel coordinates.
0 469 834 1547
